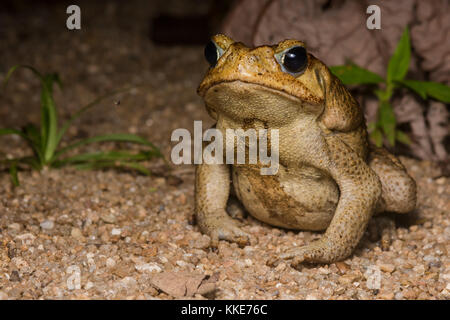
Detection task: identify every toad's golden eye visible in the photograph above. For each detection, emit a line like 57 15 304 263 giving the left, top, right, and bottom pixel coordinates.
276 46 308 76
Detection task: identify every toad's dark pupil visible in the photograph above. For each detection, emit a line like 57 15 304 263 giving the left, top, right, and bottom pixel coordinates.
283 46 307 73
205 41 218 67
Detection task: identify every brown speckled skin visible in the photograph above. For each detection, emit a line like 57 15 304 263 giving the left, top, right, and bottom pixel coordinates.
195 34 416 265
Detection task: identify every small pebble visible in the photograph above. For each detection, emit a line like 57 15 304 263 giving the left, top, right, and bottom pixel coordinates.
71 228 84 240
135 262 162 273
40 220 54 230
106 258 116 268
111 228 121 236
377 262 396 273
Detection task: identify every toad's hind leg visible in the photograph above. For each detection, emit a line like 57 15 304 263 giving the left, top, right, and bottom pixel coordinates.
368 146 416 214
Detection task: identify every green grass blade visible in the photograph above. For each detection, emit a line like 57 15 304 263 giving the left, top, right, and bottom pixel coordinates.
387 27 411 83
117 161 151 175
22 124 44 163
55 86 138 148
330 65 384 85
0 156 42 171
2 65 57 162
73 160 151 175
0 129 42 165
20 157 42 171
3 65 43 89
9 161 19 186
53 133 162 160
0 128 27 139
53 150 157 166
41 74 60 163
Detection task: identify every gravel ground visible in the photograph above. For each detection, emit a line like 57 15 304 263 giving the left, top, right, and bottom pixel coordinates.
0 1 448 300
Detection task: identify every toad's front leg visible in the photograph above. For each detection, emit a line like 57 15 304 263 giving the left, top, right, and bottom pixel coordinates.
276 135 382 265
195 162 250 247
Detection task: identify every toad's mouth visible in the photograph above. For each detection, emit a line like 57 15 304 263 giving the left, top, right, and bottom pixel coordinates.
205 80 304 102
202 81 324 122
198 74 324 106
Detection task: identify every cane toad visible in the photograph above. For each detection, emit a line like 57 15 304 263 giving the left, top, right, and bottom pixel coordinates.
195 34 416 265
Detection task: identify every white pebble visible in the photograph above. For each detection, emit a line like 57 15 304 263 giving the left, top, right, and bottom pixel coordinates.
118 277 137 289
365 265 381 290
86 253 95 259
40 220 54 230
135 262 162 273
85 281 94 290
15 233 36 245
111 228 121 236
176 260 187 267
106 258 116 268
8 223 21 231
413 264 425 275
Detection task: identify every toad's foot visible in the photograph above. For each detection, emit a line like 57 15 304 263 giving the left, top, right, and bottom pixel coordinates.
268 238 343 267
197 209 250 247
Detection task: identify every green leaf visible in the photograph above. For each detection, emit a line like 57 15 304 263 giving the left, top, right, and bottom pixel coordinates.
396 130 411 145
378 101 396 146
370 128 383 147
424 81 450 103
53 133 162 160
55 86 136 148
398 79 450 103
367 121 377 132
330 65 384 85
373 89 392 102
387 27 411 83
396 79 427 99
